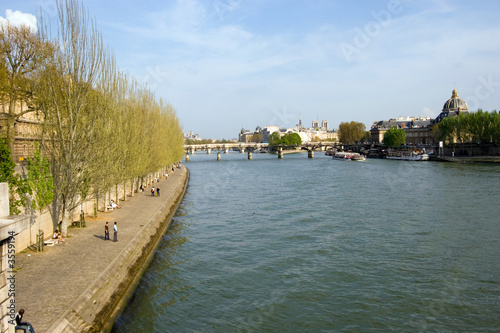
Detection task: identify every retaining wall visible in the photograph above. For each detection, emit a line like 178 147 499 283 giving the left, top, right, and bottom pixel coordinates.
46 167 189 333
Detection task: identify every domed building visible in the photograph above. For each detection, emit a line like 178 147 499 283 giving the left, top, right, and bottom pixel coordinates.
433 88 469 123
370 87 469 145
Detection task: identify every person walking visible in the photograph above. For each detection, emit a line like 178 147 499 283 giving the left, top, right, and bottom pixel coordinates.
15 309 36 333
156 187 160 196
151 186 155 197
104 222 109 240
113 222 118 242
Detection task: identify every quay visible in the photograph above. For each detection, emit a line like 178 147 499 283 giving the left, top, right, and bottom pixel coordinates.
430 155 500 163
13 165 189 333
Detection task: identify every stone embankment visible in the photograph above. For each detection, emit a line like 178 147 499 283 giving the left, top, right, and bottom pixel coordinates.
14 165 189 333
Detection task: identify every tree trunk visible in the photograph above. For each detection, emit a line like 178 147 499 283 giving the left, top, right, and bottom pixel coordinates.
123 180 127 201
115 184 119 204
105 191 110 212
61 207 70 237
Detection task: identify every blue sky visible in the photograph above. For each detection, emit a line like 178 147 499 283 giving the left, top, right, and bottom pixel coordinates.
2 0 500 139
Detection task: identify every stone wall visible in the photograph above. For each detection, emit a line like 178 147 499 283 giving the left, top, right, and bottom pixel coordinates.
46 168 189 333
0 183 30 333
12 166 171 254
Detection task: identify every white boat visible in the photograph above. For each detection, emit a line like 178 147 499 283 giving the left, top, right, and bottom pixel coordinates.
333 152 366 161
386 150 429 161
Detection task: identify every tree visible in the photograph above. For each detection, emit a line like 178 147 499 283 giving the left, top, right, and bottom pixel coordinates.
438 110 500 146
269 132 281 146
0 22 54 157
382 127 406 147
25 143 54 250
251 133 262 143
37 0 109 236
0 138 22 214
268 132 301 148
338 121 366 143
285 133 302 146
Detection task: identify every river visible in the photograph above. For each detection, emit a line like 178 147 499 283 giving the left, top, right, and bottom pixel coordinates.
113 152 500 332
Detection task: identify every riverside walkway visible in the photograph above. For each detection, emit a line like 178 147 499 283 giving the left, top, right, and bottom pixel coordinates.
14 165 188 333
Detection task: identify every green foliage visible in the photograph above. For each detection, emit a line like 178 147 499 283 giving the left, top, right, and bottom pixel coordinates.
338 121 366 143
286 133 302 146
0 0 185 226
269 132 301 148
382 127 406 147
438 110 500 145
269 132 281 146
363 131 372 142
25 144 54 214
0 138 20 214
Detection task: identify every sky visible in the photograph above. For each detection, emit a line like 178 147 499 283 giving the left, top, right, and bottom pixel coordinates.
1 0 500 139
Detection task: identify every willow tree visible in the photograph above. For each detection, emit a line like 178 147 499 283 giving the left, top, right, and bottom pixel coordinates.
37 0 107 236
0 22 54 156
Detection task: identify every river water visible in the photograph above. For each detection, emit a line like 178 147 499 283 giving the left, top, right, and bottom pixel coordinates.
113 152 500 332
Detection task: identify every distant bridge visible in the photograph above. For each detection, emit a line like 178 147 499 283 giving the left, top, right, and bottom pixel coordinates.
183 142 339 161
184 142 338 154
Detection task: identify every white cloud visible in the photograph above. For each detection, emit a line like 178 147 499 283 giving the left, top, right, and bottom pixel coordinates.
0 9 37 32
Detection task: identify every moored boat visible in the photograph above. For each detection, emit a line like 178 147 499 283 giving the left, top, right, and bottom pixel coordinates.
333 152 366 161
386 150 429 161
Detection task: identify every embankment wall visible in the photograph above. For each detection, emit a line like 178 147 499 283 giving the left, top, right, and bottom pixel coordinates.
47 167 189 333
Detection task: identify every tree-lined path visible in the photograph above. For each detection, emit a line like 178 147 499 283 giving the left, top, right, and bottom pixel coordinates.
14 166 188 333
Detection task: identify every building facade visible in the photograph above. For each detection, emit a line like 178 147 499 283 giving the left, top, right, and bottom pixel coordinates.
0 101 42 162
370 88 469 145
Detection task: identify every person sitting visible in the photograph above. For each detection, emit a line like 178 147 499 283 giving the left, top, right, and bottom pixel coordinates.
15 309 36 333
53 229 63 242
110 199 120 209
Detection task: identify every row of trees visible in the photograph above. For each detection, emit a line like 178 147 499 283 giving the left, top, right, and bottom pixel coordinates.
0 0 184 236
438 110 500 146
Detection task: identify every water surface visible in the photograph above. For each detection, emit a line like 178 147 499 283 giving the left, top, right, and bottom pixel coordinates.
114 152 500 332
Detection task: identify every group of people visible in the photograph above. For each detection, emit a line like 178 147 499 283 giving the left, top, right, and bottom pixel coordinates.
151 186 160 196
104 221 118 242
110 199 121 209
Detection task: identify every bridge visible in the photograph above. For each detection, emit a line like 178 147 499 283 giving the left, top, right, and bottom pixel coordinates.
183 142 338 161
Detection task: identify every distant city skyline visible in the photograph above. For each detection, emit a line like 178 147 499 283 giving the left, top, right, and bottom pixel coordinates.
2 1 499 139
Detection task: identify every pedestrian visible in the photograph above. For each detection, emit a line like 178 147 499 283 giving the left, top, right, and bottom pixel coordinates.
15 309 36 333
113 222 118 242
151 186 155 196
104 222 109 240
156 187 160 196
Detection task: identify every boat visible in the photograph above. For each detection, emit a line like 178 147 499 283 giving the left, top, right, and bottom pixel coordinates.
386 150 429 161
325 148 335 156
333 152 366 161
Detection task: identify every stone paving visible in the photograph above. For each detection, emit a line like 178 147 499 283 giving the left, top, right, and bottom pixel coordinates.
13 166 188 333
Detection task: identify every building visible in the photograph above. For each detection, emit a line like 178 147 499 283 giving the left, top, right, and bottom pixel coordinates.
185 131 201 141
0 101 42 162
433 88 469 124
238 118 337 144
371 88 469 145
321 120 328 131
370 116 432 144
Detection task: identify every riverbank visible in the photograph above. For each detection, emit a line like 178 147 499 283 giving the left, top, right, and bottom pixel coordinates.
430 155 500 163
13 165 189 333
